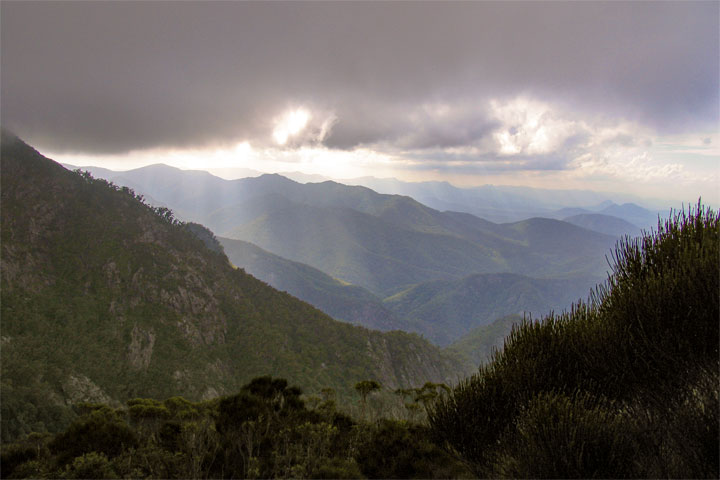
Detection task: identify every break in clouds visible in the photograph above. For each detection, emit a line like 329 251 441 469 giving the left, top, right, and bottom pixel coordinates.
1 1 718 192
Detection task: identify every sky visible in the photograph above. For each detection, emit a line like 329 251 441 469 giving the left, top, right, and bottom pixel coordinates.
2 1 718 206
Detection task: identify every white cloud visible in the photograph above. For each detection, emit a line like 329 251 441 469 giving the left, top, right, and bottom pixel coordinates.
273 109 310 145
490 97 582 156
270 107 339 148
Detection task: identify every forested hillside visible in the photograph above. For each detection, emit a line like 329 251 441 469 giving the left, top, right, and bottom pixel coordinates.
385 273 593 346
219 237 593 345
219 237 408 331
0 131 471 443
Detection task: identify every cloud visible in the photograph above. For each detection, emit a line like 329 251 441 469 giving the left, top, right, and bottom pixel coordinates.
269 107 338 149
1 1 717 156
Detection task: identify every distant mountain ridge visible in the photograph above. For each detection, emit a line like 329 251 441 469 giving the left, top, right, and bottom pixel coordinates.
562 213 642 238
292 174 665 224
447 314 525 367
68 163 667 227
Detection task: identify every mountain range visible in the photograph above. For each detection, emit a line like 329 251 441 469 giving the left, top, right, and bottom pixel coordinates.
562 213 643 237
71 164 618 292
65 163 629 346
384 273 593 346
275 172 666 226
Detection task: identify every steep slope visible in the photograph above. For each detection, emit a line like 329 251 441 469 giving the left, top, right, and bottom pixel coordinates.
219 237 409 331
385 273 595 346
0 132 472 442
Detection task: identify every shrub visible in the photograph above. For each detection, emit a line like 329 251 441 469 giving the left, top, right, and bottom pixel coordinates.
430 203 719 477
49 409 137 466
494 391 639 478
62 452 116 479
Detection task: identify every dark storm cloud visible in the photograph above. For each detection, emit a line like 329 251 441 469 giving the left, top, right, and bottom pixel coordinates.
1 1 717 154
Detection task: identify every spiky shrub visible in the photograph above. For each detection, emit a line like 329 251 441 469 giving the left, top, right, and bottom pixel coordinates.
493 391 639 479
429 203 719 478
593 204 719 394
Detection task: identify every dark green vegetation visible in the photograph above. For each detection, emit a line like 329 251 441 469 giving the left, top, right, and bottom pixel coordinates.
430 204 719 478
0 131 471 443
1 376 471 479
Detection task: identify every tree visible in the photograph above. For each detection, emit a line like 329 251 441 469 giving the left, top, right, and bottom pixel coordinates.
354 380 381 421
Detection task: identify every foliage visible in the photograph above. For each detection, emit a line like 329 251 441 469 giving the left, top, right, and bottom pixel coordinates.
1 377 469 479
355 380 382 421
429 203 719 478
493 391 639 479
356 419 469 479
62 452 117 479
49 407 137 467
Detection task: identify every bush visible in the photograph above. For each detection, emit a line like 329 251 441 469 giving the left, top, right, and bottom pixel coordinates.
62 452 117 479
430 203 719 477
356 419 468 479
49 409 137 466
494 391 639 478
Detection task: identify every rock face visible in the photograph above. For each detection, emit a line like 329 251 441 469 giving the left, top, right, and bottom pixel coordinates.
128 325 157 370
0 131 472 442
62 375 115 406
